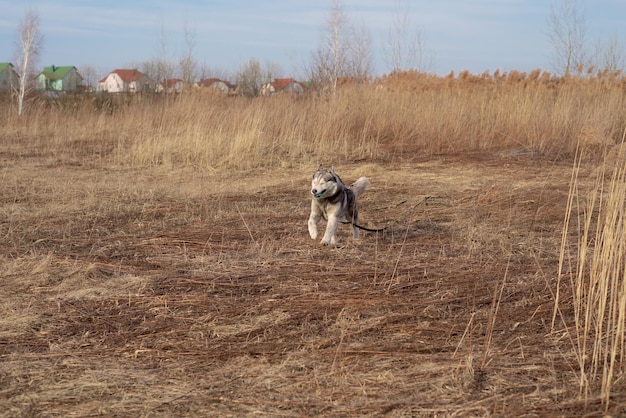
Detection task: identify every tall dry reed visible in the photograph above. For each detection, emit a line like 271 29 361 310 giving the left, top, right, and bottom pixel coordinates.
1 69 625 168
554 133 626 410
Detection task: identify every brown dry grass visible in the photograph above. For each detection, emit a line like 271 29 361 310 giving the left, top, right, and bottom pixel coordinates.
1 72 625 416
555 139 626 409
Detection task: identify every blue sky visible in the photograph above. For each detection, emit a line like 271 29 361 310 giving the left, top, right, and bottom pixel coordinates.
1 0 625 81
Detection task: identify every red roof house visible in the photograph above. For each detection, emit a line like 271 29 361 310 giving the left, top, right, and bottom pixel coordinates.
260 78 305 96
197 78 234 94
98 69 156 93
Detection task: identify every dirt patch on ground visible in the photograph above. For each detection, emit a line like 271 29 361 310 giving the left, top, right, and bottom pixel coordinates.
0 152 619 416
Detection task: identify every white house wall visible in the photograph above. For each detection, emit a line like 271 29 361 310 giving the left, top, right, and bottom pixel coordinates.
99 74 142 93
100 74 123 93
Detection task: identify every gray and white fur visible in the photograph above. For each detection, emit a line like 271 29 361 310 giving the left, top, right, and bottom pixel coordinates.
308 164 371 245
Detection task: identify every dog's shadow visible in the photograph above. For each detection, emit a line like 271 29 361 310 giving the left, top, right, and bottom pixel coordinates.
356 195 449 244
358 219 447 244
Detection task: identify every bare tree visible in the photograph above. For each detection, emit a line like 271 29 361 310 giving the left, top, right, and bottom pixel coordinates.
348 19 374 79
310 0 345 92
596 33 626 73
154 23 175 93
383 0 433 72
547 0 588 74
179 19 197 88
13 8 43 115
263 60 285 83
236 58 263 96
308 0 372 93
79 65 99 92
197 62 233 83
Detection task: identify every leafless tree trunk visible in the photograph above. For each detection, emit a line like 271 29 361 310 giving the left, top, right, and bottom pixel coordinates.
383 0 433 73
155 23 175 94
309 0 372 93
321 0 347 93
79 65 99 92
236 58 263 97
547 0 588 75
179 19 197 89
266 61 285 81
348 19 374 79
197 63 233 84
13 8 42 116
595 33 626 73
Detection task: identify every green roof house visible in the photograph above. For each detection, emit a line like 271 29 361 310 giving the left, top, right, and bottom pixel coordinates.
0 63 19 91
36 65 83 91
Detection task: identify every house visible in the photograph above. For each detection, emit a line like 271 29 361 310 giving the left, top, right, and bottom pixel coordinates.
98 69 155 93
0 63 19 91
156 78 184 94
197 78 234 95
260 78 305 96
36 66 83 91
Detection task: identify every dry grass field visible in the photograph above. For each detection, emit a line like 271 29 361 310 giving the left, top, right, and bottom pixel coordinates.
1 71 626 416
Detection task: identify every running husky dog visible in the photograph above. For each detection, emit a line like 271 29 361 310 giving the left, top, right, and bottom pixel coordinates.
308 164 371 245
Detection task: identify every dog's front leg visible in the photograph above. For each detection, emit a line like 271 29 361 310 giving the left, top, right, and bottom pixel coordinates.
321 214 339 245
308 204 321 240
308 214 321 240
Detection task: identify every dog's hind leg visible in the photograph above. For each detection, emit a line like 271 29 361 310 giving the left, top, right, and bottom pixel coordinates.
352 224 360 239
351 208 360 239
345 195 360 239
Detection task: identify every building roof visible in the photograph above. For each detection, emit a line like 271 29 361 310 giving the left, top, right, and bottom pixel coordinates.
101 69 146 83
40 66 78 80
164 78 183 87
198 78 233 89
0 63 16 73
270 78 297 90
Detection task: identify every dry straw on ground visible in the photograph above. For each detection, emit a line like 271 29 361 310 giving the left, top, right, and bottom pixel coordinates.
1 70 625 416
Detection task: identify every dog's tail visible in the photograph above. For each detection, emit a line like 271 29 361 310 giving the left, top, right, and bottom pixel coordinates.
349 177 371 198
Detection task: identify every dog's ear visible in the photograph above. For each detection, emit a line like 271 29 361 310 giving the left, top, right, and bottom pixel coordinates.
317 163 323 171
330 166 336 175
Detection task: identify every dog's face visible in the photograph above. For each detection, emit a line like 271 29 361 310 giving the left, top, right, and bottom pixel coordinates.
311 166 339 199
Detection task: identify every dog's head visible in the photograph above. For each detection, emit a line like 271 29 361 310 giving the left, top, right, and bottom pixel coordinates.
311 164 341 199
